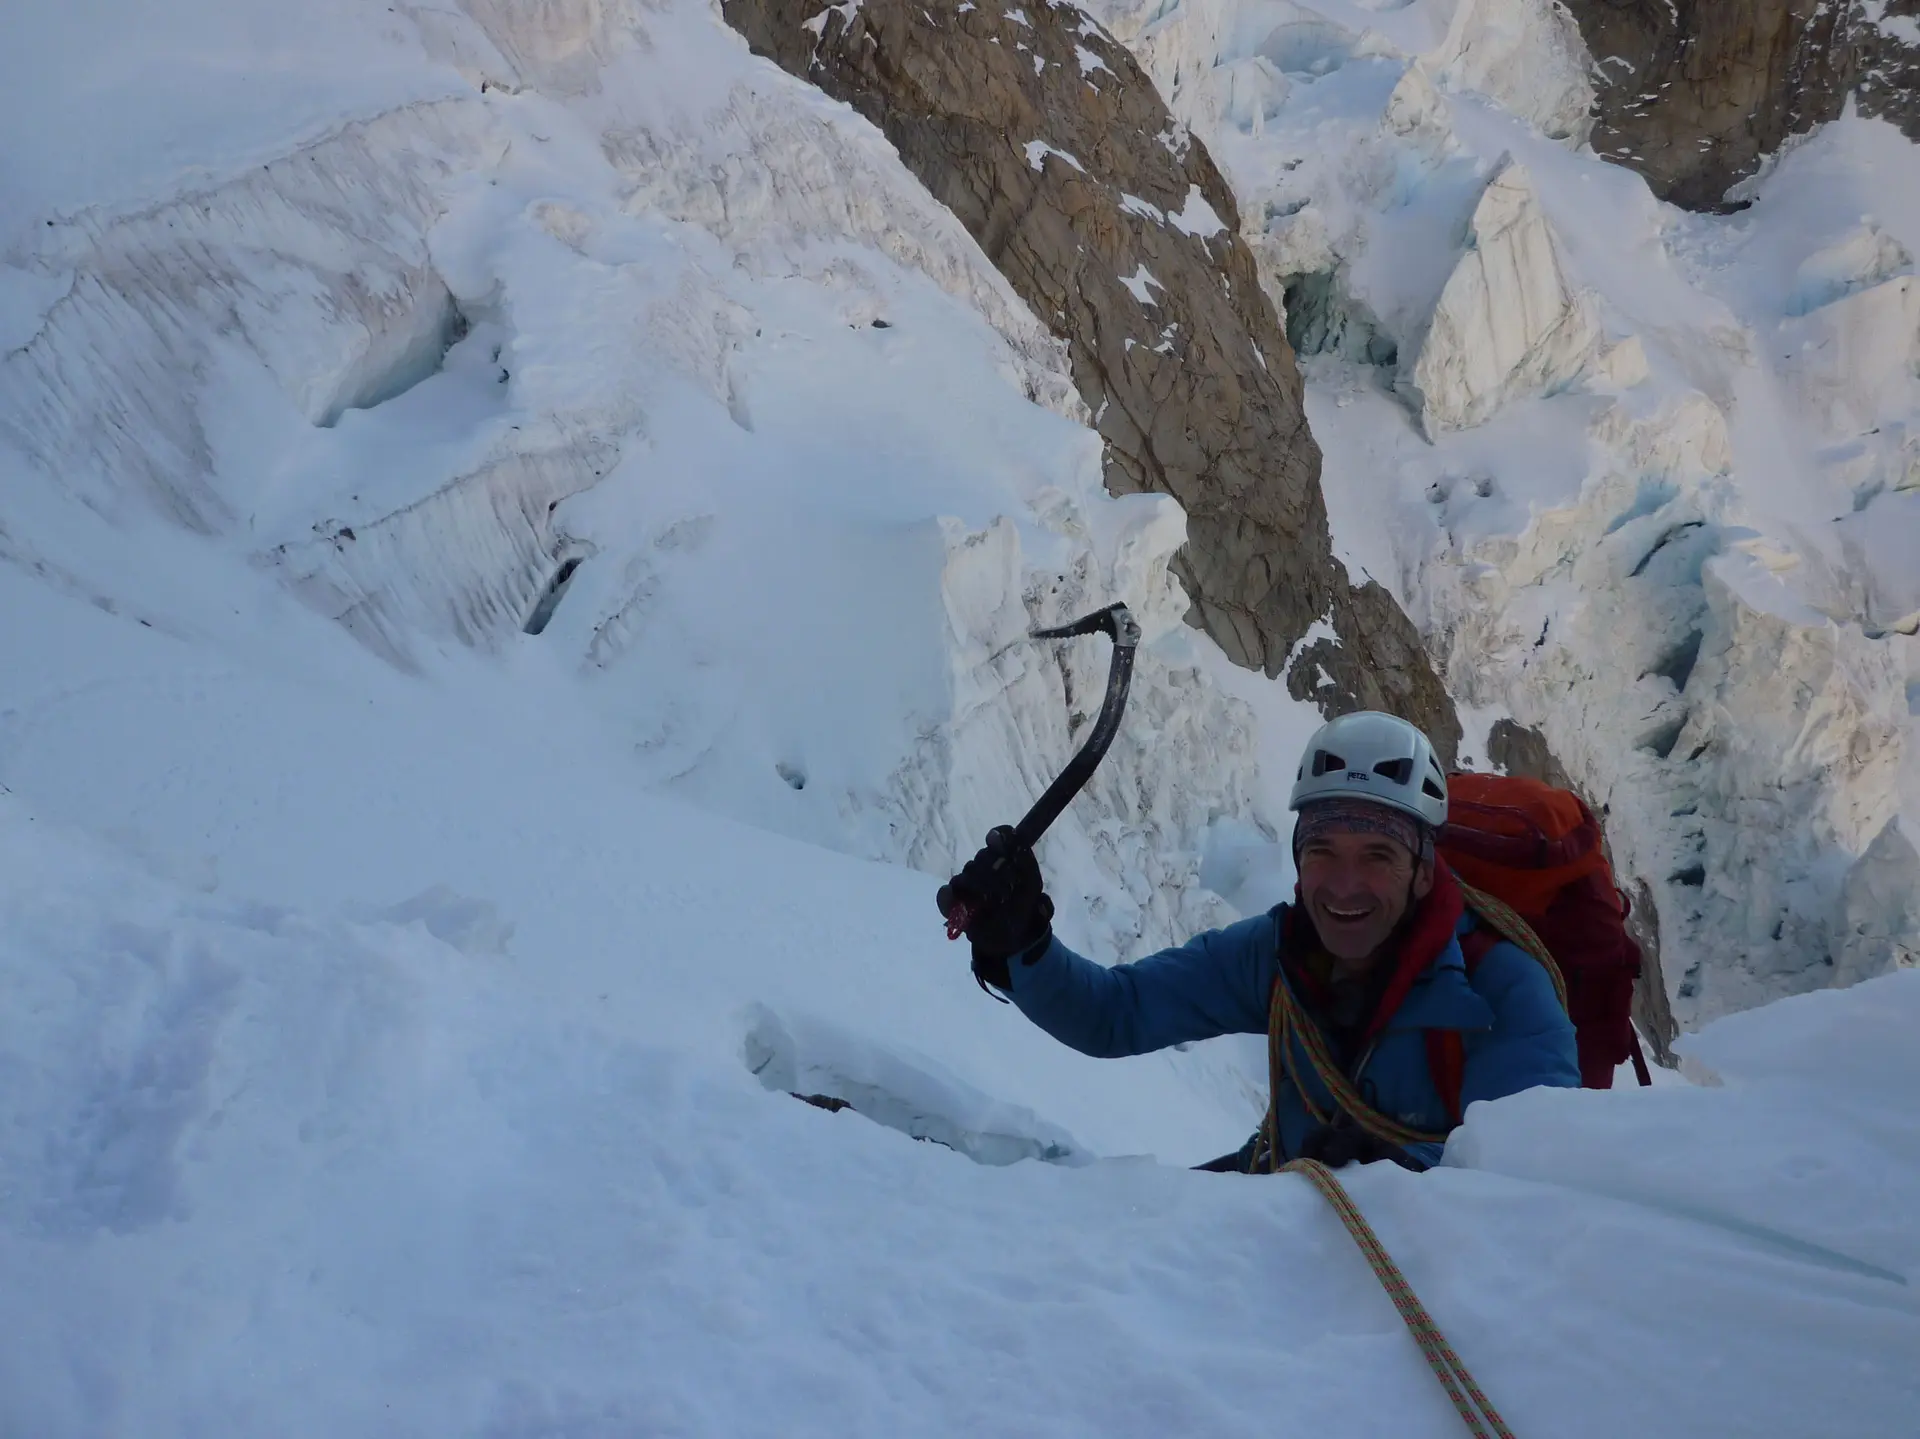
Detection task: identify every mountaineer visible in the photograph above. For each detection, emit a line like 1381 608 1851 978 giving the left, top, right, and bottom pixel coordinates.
940 711 1581 1172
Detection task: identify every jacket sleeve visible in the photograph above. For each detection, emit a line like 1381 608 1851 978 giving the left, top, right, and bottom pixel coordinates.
1001 912 1278 1059
1460 941 1582 1107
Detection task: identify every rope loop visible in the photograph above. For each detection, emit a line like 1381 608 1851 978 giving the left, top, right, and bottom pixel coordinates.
1262 886 1570 1158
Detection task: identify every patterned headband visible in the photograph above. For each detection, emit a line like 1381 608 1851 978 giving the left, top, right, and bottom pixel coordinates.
1292 796 1426 860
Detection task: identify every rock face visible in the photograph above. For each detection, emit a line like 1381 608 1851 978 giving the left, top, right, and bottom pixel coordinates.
720 0 1460 756
1563 0 1920 210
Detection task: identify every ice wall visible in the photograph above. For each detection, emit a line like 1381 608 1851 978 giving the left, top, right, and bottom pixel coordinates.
0 0 1277 970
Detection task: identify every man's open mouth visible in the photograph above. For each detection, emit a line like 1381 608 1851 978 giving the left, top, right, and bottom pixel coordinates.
1321 902 1375 922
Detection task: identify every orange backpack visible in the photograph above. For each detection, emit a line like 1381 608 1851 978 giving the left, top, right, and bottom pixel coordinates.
1432 773 1653 1110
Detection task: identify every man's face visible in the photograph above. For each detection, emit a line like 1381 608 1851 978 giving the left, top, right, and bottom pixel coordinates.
1298 827 1433 963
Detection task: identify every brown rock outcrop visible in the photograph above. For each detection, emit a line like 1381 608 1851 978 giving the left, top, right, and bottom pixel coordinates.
721 0 1460 759
1564 0 1920 210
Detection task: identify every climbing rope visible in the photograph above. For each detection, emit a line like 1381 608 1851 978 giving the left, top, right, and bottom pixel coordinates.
1267 969 1447 1149
1252 886 1570 1435
1453 882 1569 1011
1282 1158 1518 1439
1262 882 1570 1156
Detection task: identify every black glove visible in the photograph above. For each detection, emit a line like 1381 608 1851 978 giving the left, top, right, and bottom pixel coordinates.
1297 1116 1421 1171
937 826 1054 994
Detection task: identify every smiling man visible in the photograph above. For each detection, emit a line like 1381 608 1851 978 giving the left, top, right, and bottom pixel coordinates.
943 712 1580 1172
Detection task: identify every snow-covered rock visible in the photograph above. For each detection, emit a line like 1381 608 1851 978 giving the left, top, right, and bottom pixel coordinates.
1328 365 1914 1025
1786 220 1913 316
1382 61 1453 151
1405 156 1603 436
1087 0 1594 149
1586 333 1650 391
1081 0 1605 438
1564 0 1920 210
1425 0 1594 143
1778 275 1920 437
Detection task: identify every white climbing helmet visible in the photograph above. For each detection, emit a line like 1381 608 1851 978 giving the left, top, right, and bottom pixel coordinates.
1288 711 1449 828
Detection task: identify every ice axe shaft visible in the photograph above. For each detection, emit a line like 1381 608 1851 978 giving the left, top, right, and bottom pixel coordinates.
941 602 1141 940
1004 603 1141 852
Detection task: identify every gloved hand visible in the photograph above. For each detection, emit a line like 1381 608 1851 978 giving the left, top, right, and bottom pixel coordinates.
937 826 1054 993
1297 1116 1415 1171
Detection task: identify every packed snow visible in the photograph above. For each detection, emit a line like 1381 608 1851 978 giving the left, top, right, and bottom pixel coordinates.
2 0 1917 1432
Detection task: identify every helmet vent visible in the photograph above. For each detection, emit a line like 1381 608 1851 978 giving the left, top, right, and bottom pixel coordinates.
1372 757 1414 784
1422 776 1446 801
1310 749 1346 777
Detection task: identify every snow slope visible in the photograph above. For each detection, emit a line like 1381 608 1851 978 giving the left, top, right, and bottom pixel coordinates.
3 0 1919 1432
3 573 1917 1435
1082 0 1920 1026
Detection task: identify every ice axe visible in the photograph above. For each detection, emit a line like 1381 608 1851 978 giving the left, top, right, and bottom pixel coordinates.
937 601 1141 941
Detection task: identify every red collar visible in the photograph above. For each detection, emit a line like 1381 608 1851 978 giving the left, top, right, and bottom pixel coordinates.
1287 862 1465 1046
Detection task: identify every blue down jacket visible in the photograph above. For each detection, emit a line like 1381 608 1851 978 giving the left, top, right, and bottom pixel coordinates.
1003 900 1580 1169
